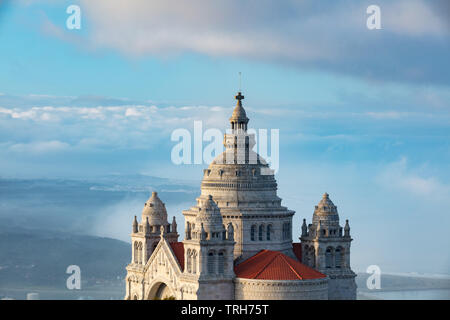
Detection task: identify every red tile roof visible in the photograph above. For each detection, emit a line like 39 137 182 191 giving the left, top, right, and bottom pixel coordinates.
292 243 302 262
169 242 184 271
234 250 326 281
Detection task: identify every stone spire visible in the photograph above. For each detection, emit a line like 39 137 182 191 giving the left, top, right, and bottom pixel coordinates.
200 223 207 240
227 222 234 241
301 218 308 237
230 92 249 132
144 217 150 234
344 219 350 237
172 216 177 233
160 225 165 239
132 215 138 233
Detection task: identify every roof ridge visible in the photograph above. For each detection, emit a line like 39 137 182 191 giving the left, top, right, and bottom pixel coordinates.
236 249 267 267
251 251 280 279
279 253 303 280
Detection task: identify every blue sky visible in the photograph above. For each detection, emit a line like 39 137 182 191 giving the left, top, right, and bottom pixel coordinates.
0 0 449 274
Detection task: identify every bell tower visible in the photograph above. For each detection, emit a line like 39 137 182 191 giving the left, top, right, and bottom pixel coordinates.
300 193 357 299
183 195 235 299
129 191 179 266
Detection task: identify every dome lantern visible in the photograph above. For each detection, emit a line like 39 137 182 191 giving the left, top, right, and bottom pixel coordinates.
230 92 249 132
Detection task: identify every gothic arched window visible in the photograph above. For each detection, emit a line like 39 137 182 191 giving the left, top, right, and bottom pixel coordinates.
304 245 309 265
309 247 316 268
186 222 191 240
138 242 143 264
192 250 197 274
222 225 227 240
218 251 225 274
186 249 192 273
133 242 138 263
282 223 290 240
325 247 333 268
266 225 272 241
207 251 216 274
251 225 256 241
335 247 344 268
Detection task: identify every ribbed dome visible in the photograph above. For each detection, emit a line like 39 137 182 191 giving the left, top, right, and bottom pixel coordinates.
195 195 224 234
182 91 295 259
199 92 283 206
230 103 248 122
210 148 267 166
312 193 339 225
141 191 168 225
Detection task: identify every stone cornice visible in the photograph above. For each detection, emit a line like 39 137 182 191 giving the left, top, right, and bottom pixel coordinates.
234 277 328 287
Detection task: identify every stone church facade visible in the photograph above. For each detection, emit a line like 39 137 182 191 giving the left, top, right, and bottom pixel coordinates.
124 92 357 300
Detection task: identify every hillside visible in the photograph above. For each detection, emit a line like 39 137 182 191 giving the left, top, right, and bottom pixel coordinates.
0 227 130 299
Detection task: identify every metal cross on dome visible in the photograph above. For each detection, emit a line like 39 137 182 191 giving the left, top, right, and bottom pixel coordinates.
235 92 244 102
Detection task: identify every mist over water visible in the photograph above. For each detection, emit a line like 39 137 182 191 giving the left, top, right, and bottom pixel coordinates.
90 197 192 242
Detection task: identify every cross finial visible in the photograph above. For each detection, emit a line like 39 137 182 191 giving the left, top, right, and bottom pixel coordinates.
235 92 244 102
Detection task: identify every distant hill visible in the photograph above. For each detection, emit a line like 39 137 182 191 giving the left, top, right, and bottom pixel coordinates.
0 227 130 288
0 175 196 299
0 175 198 235
356 272 450 292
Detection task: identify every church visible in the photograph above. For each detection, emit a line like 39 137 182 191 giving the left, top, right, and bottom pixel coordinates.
124 92 357 300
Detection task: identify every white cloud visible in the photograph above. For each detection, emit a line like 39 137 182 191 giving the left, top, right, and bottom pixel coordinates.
377 157 450 198
0 102 234 153
125 107 143 117
41 0 445 85
8 140 70 153
79 0 448 58
384 0 448 37
365 111 411 120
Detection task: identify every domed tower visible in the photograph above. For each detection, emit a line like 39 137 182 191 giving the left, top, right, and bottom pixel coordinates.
183 195 235 299
194 92 295 261
300 193 356 299
130 191 179 266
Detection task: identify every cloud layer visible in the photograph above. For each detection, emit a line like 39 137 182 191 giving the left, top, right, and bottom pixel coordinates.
0 91 448 180
73 0 450 84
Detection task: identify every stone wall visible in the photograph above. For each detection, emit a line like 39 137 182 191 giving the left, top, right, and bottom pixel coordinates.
234 278 328 300
197 280 235 300
327 275 357 300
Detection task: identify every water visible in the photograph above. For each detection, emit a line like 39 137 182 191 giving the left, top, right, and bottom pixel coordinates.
360 289 450 300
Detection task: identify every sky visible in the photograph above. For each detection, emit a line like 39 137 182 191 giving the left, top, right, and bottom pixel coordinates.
0 0 449 275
